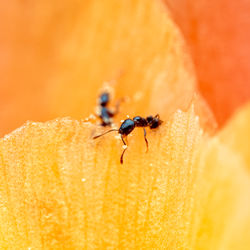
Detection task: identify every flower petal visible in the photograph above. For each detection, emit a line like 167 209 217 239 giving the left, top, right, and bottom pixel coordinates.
0 106 249 248
0 0 196 136
219 102 250 169
165 0 250 125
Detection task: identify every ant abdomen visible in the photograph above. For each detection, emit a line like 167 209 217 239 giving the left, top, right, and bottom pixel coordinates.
119 119 135 135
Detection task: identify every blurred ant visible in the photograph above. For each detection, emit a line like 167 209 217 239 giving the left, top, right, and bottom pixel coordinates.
96 92 121 126
93 114 163 164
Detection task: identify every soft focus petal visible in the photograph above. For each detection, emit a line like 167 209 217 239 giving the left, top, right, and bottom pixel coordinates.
0 0 197 136
219 102 250 169
0 106 249 248
194 139 250 249
165 0 250 125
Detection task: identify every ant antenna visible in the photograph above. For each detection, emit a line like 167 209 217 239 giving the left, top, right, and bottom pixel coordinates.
93 129 118 139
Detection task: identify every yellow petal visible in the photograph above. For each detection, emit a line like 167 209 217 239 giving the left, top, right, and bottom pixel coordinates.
219 102 250 168
0 105 249 248
194 139 250 249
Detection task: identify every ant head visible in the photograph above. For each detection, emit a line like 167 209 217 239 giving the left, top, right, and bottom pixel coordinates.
147 114 163 129
146 116 153 124
99 92 110 107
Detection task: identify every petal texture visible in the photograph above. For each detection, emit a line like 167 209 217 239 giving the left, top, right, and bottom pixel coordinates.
0 106 249 249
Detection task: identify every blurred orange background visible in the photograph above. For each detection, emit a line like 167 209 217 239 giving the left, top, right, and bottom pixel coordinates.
0 0 249 136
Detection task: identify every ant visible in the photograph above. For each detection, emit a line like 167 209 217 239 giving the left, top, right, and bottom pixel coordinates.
96 92 120 126
93 114 163 164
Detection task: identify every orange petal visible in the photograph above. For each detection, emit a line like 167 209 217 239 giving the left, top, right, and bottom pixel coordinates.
165 0 250 125
0 0 197 136
0 105 249 248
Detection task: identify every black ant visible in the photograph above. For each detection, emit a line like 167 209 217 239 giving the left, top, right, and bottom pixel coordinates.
93 114 163 164
96 92 120 126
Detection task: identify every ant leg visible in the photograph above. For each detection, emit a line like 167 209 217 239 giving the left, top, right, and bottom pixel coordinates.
106 108 115 118
106 101 121 118
120 135 128 164
113 97 126 115
114 99 123 115
143 128 149 152
106 99 122 117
